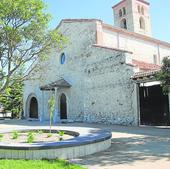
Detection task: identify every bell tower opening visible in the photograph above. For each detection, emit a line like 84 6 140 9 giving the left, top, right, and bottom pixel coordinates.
120 18 127 29
139 17 145 30
112 0 152 36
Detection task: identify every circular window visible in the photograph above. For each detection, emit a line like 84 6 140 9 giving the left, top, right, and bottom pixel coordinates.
60 53 66 65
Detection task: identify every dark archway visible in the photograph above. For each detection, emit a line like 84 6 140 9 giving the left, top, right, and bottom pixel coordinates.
29 97 38 119
60 93 67 119
139 17 145 30
141 6 144 15
139 85 170 126
120 18 127 29
119 9 123 17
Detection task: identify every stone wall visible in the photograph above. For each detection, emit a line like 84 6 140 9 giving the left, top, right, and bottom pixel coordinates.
23 19 139 126
23 20 97 122
83 46 138 125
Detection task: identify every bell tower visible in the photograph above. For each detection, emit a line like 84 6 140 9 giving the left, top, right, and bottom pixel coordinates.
112 0 152 36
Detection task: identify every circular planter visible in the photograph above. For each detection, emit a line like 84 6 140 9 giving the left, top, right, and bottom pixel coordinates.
0 128 111 160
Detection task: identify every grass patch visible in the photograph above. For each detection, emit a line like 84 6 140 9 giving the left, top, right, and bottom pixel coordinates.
0 159 85 169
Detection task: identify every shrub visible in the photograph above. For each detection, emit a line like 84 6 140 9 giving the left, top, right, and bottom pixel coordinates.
58 131 65 136
156 56 170 94
58 131 65 141
27 132 34 143
12 131 19 139
0 134 3 141
37 130 43 134
47 133 52 138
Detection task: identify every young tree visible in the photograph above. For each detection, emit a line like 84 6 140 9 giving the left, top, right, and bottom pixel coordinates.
156 56 170 94
48 94 55 133
0 0 65 93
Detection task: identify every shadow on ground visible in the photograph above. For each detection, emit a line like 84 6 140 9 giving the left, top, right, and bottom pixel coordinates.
73 135 170 167
1 120 170 168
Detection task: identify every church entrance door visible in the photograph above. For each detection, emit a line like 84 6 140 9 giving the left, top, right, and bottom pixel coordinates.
29 97 38 119
60 93 67 120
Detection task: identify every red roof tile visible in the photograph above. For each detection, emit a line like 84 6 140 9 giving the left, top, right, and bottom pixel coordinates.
132 59 161 71
132 69 161 79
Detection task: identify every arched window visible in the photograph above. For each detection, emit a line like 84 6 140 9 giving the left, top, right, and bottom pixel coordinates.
138 5 141 13
123 7 126 15
141 6 144 15
60 52 66 65
119 9 123 17
120 18 127 29
139 17 145 30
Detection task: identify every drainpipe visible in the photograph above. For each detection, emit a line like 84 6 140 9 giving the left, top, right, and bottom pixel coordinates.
157 44 161 65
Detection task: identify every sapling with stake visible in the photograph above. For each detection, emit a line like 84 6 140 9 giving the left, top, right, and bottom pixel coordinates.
48 94 55 134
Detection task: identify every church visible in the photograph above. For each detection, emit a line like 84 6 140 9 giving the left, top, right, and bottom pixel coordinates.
23 0 170 126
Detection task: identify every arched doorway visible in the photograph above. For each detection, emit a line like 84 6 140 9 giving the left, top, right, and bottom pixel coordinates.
60 93 67 119
29 97 38 119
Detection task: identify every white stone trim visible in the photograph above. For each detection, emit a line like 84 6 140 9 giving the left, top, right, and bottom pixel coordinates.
0 139 111 160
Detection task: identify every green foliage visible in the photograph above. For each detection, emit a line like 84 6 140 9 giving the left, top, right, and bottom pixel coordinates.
58 131 65 141
0 75 23 118
0 0 66 93
11 131 19 139
156 57 170 94
48 94 55 133
47 133 52 138
27 132 34 143
0 134 3 141
58 131 65 137
37 130 43 134
0 159 85 169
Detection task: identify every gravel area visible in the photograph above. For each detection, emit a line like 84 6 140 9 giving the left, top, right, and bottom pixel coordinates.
1 120 170 169
0 131 74 144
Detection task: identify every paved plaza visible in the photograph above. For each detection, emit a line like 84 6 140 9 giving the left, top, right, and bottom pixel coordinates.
0 120 170 169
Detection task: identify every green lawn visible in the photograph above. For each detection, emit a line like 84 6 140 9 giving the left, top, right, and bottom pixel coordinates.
0 159 85 169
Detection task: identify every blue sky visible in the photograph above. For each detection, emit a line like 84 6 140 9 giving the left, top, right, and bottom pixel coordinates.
44 0 170 42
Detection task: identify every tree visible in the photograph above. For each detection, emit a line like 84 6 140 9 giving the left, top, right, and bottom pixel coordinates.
0 0 66 93
156 56 170 94
48 94 55 133
0 70 23 118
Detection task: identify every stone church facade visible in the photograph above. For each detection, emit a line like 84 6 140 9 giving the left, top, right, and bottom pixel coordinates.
23 0 170 126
